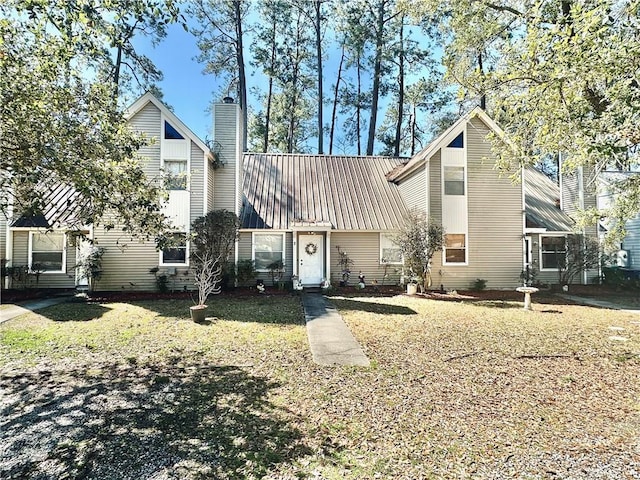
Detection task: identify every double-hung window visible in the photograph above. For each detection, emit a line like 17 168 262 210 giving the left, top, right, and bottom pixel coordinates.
444 234 466 264
380 233 402 264
164 160 187 190
253 233 284 271
444 166 465 195
29 232 66 273
161 233 188 265
540 236 566 270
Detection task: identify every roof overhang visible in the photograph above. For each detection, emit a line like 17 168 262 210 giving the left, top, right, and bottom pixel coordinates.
290 220 333 232
391 106 511 183
125 92 211 156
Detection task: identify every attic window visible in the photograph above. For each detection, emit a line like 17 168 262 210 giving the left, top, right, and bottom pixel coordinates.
447 132 464 148
164 121 184 140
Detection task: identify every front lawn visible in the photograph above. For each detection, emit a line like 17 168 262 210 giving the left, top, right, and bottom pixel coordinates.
1 294 639 479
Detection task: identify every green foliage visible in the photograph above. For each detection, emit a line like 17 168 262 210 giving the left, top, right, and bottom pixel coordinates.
190 210 240 305
393 210 444 292
155 274 169 293
76 246 106 292
558 234 601 285
407 0 640 232
267 260 285 287
236 259 257 287
471 278 487 291
1 1 179 240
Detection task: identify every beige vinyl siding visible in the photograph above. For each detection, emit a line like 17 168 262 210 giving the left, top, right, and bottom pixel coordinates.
0 215 6 263
129 102 162 179
330 232 400 286
10 231 76 289
397 167 426 212
530 233 561 286
213 104 240 214
429 151 442 222
190 140 205 223
430 118 523 290
238 231 293 285
92 225 194 292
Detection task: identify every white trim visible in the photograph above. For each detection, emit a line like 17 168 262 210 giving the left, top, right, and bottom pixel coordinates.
379 233 403 265
159 232 189 267
126 92 210 155
393 107 508 182
28 230 67 274
539 233 567 272
252 232 286 272
443 232 468 266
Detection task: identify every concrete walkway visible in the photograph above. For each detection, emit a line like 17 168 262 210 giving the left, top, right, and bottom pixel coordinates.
0 296 75 324
559 294 640 313
301 293 370 367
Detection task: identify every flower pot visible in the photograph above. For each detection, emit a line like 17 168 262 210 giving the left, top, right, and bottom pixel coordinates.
190 305 208 323
406 284 418 295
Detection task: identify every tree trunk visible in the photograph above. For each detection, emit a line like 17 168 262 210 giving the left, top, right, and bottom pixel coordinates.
315 0 323 154
263 15 277 153
234 0 248 151
393 17 405 157
329 45 345 155
410 104 416 156
366 0 385 155
356 50 362 156
478 52 486 110
113 43 122 97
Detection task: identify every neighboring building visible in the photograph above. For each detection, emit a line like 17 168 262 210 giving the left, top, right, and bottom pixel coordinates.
1 94 582 292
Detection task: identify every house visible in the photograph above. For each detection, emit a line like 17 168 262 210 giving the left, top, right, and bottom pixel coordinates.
1 93 582 293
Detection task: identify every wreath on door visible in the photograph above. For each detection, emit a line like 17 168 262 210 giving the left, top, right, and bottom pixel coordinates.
305 243 318 256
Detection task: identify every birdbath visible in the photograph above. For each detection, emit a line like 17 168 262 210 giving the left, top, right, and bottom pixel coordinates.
516 286 539 311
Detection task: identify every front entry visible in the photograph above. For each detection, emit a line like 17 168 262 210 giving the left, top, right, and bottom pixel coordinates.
298 234 324 286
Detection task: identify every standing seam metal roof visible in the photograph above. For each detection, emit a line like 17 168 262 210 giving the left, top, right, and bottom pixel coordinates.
240 153 409 230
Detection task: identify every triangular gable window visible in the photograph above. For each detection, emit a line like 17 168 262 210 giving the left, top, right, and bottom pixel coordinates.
447 132 463 148
164 121 184 140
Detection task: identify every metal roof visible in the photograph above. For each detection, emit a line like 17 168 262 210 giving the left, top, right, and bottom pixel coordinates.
11 178 87 229
240 153 408 230
524 168 574 232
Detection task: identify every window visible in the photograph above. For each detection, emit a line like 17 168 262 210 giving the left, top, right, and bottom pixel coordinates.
164 121 184 140
380 233 402 264
164 159 187 190
30 232 65 272
541 236 566 270
253 233 284 271
161 233 188 265
444 166 465 195
447 132 464 148
444 234 466 264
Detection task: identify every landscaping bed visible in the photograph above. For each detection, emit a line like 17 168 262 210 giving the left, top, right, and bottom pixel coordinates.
1 294 639 478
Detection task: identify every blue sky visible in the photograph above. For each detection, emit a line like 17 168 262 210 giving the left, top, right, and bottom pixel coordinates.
134 23 216 142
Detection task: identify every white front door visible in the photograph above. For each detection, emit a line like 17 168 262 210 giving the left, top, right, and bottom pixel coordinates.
298 234 324 286
75 238 91 288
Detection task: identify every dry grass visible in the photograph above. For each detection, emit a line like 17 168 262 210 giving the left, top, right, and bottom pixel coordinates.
1 293 639 479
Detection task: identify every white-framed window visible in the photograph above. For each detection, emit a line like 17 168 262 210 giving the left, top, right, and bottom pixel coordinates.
160 233 188 266
444 166 465 195
253 232 285 271
444 233 466 264
540 235 566 270
29 231 66 273
380 233 402 264
164 159 188 190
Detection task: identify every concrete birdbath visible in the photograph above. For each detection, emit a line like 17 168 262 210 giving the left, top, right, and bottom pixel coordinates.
516 286 539 311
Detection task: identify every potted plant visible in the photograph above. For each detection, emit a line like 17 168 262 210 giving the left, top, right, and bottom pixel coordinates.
189 210 239 322
394 210 445 294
